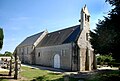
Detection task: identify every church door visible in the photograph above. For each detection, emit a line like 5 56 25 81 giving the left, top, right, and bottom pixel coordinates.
54 54 60 68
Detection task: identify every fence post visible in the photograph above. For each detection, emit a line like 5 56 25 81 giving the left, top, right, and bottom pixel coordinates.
14 50 18 79
9 57 12 76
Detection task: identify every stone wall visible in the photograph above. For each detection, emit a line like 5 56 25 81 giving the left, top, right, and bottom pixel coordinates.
35 43 73 71
17 45 33 64
79 48 87 71
16 31 48 64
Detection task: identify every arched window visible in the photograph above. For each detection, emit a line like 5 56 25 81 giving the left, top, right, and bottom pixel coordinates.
38 52 40 57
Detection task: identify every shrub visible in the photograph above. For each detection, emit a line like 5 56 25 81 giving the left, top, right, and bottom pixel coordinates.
97 55 114 66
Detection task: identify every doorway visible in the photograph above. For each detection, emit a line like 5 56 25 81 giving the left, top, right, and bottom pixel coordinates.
54 54 60 68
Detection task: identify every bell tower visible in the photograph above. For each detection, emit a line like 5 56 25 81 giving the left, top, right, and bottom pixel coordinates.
77 5 94 71
80 5 90 31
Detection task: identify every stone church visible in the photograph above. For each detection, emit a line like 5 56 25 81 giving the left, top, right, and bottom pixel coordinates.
16 5 96 71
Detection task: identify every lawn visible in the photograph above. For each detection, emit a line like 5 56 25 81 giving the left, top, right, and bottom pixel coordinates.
0 66 120 81
85 70 120 81
20 66 80 81
0 66 80 81
20 66 64 81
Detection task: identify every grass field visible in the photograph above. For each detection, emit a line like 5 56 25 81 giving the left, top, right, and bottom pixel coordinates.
20 66 81 81
0 66 120 81
85 70 120 81
0 66 80 81
20 66 64 81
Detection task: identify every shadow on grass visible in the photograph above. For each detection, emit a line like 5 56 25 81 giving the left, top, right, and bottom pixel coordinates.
31 72 64 81
31 76 63 81
84 69 120 81
31 74 81 81
31 76 81 81
31 75 45 81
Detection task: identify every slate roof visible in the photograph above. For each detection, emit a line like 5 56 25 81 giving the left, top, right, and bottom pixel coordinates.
18 32 44 47
37 25 81 47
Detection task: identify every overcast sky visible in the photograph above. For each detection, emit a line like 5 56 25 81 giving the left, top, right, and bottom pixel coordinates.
0 0 111 53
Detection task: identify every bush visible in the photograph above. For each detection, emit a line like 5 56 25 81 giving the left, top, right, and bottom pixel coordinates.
0 51 12 57
97 55 114 66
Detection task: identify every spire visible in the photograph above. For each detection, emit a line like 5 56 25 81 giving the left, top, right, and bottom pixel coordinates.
84 4 86 9
82 5 90 16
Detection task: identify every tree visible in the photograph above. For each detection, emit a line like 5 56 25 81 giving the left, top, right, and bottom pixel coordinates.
0 51 12 56
0 28 4 49
90 0 120 62
4 51 12 56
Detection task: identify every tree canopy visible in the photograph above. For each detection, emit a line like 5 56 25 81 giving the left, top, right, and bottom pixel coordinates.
0 28 4 49
90 0 120 62
0 51 12 57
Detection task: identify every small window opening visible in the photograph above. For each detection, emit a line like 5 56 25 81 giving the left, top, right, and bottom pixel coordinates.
38 52 40 57
86 33 89 41
85 14 87 21
87 16 90 22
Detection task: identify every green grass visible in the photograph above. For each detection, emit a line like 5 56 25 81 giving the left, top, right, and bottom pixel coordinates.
20 66 64 81
0 66 80 81
0 79 8 81
19 66 83 81
1 66 119 81
85 70 120 81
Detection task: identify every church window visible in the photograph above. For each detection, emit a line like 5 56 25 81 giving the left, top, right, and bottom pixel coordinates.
85 14 87 21
85 14 90 22
38 52 40 57
86 33 89 41
61 50 66 56
87 16 90 22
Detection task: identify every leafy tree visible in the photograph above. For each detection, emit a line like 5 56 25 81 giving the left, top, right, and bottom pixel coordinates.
0 28 4 49
90 0 120 62
4 51 12 56
0 51 12 57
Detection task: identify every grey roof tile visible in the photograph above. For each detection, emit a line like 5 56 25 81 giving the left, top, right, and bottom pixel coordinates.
37 25 80 47
18 32 44 47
